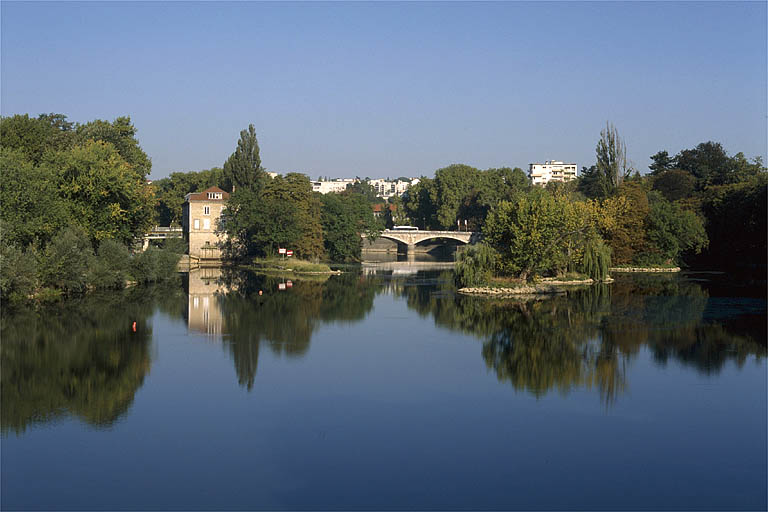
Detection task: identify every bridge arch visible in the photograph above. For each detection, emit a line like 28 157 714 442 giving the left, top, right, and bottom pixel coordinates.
365 230 480 256
377 232 472 246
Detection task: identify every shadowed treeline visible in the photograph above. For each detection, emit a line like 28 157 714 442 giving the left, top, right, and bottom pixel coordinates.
1 284 186 435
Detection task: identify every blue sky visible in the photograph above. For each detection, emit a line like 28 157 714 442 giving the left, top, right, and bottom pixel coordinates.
2 1 766 180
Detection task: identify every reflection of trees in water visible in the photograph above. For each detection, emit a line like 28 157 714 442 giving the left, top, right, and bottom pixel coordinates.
396 273 766 404
605 275 766 374
1 284 186 435
217 270 382 390
479 287 627 404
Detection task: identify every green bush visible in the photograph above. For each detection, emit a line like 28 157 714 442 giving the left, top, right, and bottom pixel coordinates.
454 243 498 287
35 287 63 304
89 239 131 289
37 226 94 295
0 243 37 305
161 237 187 254
130 247 181 283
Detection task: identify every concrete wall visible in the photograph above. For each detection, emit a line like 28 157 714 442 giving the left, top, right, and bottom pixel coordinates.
363 237 401 252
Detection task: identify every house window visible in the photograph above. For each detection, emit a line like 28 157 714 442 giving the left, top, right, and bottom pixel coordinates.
204 206 210 215
194 219 200 230
203 218 211 230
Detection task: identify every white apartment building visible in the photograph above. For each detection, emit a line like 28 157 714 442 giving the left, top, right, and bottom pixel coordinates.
311 179 357 194
311 177 420 197
369 178 418 199
529 161 578 185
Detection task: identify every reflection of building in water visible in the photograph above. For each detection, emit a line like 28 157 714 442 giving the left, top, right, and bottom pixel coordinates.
187 268 230 338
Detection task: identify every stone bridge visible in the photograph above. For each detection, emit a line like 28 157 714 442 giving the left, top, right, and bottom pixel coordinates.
364 229 480 257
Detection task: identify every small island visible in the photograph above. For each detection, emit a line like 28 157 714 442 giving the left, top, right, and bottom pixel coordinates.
249 257 341 275
458 276 613 296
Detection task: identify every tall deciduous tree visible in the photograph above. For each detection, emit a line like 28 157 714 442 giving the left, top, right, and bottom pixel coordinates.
220 173 324 260
76 117 152 178
433 164 482 229
403 178 438 229
321 192 382 262
0 113 75 165
596 122 631 193
58 140 155 244
599 182 650 265
0 148 71 247
223 124 266 192
483 189 597 280
651 169 696 202
643 192 708 265
153 167 225 225
649 150 674 175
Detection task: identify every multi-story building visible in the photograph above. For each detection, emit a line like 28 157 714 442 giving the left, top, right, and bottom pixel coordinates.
182 186 229 260
311 177 420 198
368 178 420 199
529 161 578 185
311 178 357 194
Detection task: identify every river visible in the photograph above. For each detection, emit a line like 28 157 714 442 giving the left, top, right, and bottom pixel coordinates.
1 266 766 510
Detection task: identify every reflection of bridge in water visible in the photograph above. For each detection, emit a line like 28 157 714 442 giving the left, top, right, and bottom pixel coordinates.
361 261 455 276
363 229 480 260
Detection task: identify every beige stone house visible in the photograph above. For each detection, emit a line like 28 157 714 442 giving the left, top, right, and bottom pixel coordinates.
182 186 229 260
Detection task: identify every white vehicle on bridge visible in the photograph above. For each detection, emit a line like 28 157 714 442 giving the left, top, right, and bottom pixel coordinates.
392 225 419 231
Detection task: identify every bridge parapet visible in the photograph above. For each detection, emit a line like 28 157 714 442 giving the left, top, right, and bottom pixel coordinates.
366 229 480 247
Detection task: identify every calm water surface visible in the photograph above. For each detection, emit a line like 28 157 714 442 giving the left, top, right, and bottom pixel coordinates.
2 267 766 510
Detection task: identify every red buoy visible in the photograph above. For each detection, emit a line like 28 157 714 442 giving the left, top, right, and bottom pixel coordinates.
132 321 137 332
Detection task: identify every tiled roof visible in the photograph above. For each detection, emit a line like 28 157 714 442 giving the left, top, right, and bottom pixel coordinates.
185 186 230 201
372 203 397 212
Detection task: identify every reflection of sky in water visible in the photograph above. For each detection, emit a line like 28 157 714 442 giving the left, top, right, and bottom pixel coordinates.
1 271 765 510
